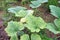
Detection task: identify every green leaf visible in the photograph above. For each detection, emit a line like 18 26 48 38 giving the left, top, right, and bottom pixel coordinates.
20 34 30 40
8 6 27 13
15 10 27 17
30 0 48 8
2 13 12 21
46 23 59 34
26 15 46 32
38 0 48 3
15 10 34 17
8 7 34 17
54 19 60 31
31 34 41 40
40 33 53 40
49 5 60 18
10 34 18 40
5 21 24 36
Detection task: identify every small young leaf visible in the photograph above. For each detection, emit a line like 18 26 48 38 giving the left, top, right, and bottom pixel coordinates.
20 34 30 40
26 15 46 32
49 5 60 18
5 21 24 36
20 18 27 23
31 34 41 40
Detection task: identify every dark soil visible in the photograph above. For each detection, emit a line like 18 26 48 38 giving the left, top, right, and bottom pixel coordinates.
0 20 10 40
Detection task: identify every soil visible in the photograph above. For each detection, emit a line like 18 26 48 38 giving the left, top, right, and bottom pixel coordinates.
0 20 10 40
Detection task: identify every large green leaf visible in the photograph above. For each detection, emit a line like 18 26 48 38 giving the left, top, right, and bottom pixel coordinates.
8 7 34 17
46 23 59 34
5 21 24 36
26 15 47 32
54 19 60 31
10 34 18 40
15 10 27 17
31 34 41 40
8 6 27 13
15 10 34 17
20 34 30 40
49 5 60 18
30 0 48 8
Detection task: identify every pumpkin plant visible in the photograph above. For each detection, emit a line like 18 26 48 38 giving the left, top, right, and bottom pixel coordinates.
45 5 60 35
4 0 59 40
4 6 54 40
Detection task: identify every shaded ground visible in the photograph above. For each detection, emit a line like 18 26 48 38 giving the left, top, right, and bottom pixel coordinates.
0 19 10 40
